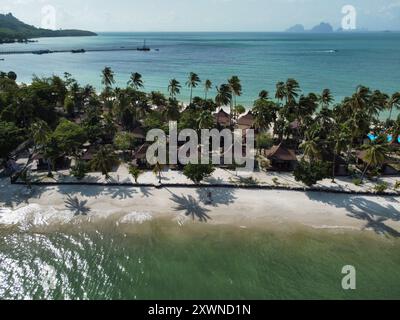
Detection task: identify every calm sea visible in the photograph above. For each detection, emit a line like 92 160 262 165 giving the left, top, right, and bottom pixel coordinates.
1 218 400 300
1 32 400 110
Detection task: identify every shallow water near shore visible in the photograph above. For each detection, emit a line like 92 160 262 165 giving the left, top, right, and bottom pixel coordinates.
1 217 399 300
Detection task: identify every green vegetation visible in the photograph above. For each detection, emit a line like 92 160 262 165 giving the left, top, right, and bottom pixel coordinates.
294 160 330 187
0 13 96 43
183 163 215 184
0 66 399 188
374 182 389 193
70 160 88 180
129 166 142 183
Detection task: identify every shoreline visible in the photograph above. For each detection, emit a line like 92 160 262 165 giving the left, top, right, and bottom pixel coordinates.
1 178 400 237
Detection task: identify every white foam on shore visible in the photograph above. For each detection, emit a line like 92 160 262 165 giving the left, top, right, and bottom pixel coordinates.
305 224 361 231
118 212 153 224
0 204 74 231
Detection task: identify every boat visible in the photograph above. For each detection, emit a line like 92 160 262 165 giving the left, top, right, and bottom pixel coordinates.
137 40 150 51
32 50 52 55
71 49 86 53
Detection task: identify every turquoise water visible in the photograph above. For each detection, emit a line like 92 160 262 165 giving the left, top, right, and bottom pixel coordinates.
1 219 400 300
1 32 400 107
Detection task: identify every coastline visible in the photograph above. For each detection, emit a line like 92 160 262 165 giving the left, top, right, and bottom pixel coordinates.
2 178 400 237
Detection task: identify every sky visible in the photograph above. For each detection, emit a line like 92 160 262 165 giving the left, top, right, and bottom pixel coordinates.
1 0 400 32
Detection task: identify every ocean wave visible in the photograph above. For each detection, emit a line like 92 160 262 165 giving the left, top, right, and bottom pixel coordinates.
0 204 74 231
118 211 153 224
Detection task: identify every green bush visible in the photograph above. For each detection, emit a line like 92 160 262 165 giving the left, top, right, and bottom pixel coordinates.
374 182 388 193
394 181 400 190
293 160 330 187
352 178 363 186
183 163 215 184
70 160 88 180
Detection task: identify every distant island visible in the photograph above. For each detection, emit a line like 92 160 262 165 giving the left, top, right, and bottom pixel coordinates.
0 13 96 44
285 22 334 33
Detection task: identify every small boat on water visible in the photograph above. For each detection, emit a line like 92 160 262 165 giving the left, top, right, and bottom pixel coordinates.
0 58 4 61
71 49 86 54
32 50 52 55
137 40 150 51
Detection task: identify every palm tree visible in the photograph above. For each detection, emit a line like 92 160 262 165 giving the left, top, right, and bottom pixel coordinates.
228 76 242 125
128 72 144 90
204 79 212 100
197 110 215 129
129 166 142 183
330 123 350 183
91 145 118 178
215 84 232 106
31 120 51 150
168 79 181 99
360 142 389 182
101 67 115 88
319 89 334 109
275 82 286 103
301 132 321 163
259 90 269 100
153 161 164 184
285 78 300 105
186 72 201 104
386 92 400 122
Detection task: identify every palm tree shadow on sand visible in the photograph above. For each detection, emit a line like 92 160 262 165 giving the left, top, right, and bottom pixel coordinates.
169 193 212 223
65 194 91 216
305 192 400 238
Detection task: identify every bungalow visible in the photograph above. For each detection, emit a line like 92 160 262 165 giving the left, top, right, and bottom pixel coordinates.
237 112 255 130
32 153 70 171
264 144 298 172
81 146 97 163
132 126 146 142
214 109 231 128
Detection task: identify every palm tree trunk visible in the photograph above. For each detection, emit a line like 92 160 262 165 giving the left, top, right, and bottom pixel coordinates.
361 163 370 182
190 87 193 105
332 150 337 183
388 106 393 122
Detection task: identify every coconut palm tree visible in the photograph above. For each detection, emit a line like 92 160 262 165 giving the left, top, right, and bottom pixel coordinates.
259 90 269 100
228 76 242 107
101 67 115 88
186 72 201 104
31 120 51 150
90 145 118 178
204 79 212 100
215 84 232 107
197 110 215 129
386 92 400 122
360 141 389 182
285 78 301 105
319 89 334 109
330 123 351 183
128 72 144 90
301 132 321 163
168 79 181 99
275 82 286 103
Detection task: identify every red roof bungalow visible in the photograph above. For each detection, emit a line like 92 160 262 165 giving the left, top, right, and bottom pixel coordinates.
214 109 231 127
237 112 255 130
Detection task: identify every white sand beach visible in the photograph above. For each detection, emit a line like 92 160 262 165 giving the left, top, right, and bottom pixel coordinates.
1 177 400 236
